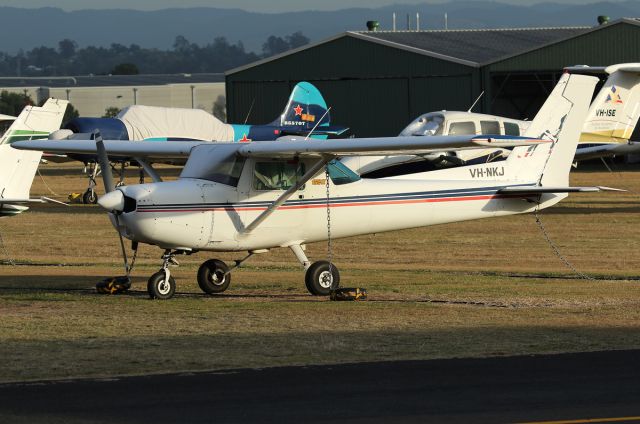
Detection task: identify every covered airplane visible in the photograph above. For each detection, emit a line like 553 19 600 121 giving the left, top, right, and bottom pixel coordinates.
13 74 619 298
53 81 348 203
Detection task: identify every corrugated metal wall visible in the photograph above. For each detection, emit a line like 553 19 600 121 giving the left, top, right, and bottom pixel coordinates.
490 22 640 73
226 35 478 136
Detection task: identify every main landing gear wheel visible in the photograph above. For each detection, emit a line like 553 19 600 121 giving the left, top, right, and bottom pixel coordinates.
82 189 97 204
148 271 176 300
305 260 340 296
197 259 231 294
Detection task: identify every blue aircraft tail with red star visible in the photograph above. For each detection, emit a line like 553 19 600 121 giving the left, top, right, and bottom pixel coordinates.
231 82 349 142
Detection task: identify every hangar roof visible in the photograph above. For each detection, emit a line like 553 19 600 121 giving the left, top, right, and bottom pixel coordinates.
351 27 588 65
0 73 224 88
227 18 640 74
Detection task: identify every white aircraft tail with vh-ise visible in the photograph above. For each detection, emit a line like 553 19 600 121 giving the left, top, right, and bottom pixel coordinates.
12 74 619 298
0 98 68 217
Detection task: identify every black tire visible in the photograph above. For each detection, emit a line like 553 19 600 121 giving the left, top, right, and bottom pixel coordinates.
197 259 231 294
305 261 340 296
82 189 97 204
147 271 176 300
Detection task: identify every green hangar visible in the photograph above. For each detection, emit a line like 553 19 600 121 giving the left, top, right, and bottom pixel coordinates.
225 18 640 137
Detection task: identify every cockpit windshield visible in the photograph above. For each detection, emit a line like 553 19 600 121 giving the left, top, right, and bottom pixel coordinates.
399 113 444 136
180 144 245 187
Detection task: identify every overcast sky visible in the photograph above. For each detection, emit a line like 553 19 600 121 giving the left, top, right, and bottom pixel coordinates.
0 0 619 13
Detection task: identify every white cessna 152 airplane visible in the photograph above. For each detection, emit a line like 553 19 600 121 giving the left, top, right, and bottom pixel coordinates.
13 74 617 298
346 63 640 177
0 98 68 217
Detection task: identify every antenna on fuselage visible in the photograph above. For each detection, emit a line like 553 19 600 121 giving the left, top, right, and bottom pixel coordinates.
243 98 256 124
467 91 484 113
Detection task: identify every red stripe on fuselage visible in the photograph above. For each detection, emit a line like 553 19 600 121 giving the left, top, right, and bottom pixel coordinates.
136 193 529 213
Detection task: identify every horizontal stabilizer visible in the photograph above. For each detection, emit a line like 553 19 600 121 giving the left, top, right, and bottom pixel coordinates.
499 186 624 194
565 63 640 74
280 125 349 137
575 142 640 161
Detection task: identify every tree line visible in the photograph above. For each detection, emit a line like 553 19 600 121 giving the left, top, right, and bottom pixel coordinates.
0 32 309 77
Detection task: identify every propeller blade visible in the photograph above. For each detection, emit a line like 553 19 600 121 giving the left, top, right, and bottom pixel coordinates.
94 131 115 194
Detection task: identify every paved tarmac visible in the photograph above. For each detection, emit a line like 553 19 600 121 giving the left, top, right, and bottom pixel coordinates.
1 350 640 423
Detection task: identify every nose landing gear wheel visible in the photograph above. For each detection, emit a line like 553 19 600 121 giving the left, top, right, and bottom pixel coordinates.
82 189 97 204
305 260 340 296
197 259 231 294
148 271 176 299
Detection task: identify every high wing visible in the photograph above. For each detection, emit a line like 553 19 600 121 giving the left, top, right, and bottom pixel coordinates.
574 142 640 161
11 135 549 159
236 135 549 158
11 139 204 161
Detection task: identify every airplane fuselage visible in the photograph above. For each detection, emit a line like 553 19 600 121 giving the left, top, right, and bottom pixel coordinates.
113 158 561 252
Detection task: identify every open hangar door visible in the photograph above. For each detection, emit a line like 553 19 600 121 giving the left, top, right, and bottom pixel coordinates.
488 71 608 121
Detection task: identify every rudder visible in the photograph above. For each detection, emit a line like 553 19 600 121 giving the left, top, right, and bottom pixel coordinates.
0 98 68 200
505 73 598 186
581 63 640 143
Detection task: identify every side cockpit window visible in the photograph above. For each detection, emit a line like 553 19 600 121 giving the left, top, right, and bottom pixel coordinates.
399 114 444 136
253 161 306 191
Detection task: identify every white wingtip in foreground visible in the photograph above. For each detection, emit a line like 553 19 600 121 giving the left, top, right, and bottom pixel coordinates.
0 98 68 217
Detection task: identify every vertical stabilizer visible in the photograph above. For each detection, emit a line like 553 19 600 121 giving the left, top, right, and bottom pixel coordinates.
505 73 597 186
0 98 68 202
581 64 640 143
272 81 332 132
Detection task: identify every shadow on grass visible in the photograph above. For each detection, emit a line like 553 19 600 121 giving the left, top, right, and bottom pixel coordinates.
547 206 640 214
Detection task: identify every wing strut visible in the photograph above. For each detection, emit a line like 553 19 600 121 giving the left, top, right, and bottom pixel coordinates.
134 157 163 183
241 155 334 234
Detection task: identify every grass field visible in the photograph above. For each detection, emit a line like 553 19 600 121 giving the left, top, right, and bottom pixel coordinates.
1 162 639 383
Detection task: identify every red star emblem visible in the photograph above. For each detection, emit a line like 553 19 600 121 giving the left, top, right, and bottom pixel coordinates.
293 105 303 116
238 134 251 143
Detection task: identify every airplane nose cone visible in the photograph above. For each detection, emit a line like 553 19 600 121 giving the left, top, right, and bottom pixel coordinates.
98 190 125 212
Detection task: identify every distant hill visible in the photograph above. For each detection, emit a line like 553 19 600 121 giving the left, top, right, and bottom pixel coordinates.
0 1 638 54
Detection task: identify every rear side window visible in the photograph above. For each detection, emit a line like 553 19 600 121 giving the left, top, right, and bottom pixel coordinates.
504 122 520 136
448 121 476 135
480 121 500 135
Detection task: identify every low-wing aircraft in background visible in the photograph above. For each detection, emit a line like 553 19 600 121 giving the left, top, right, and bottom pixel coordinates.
0 98 68 217
50 81 348 204
344 63 640 177
14 74 619 299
